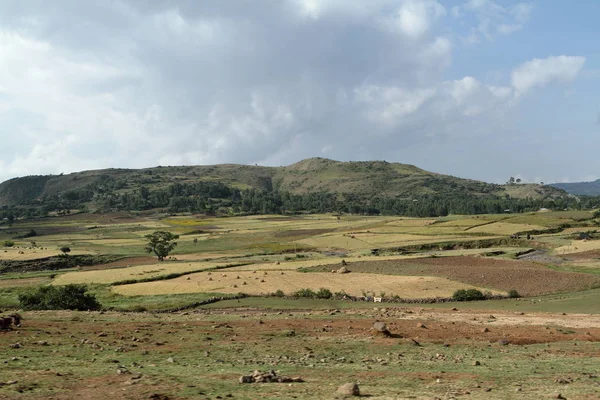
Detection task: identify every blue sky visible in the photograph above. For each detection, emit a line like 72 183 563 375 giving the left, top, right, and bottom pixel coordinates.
0 0 598 184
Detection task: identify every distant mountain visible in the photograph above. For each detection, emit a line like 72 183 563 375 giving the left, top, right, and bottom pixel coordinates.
0 157 567 208
550 179 600 196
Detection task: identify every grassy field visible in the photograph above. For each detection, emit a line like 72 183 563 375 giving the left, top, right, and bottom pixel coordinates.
1 210 600 399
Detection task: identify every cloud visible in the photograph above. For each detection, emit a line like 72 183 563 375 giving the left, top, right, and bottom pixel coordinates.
511 55 586 96
453 0 534 42
384 0 446 38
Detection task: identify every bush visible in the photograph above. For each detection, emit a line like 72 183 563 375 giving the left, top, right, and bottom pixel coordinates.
18 284 101 311
293 288 316 298
3 240 15 247
507 289 521 298
452 288 486 302
315 288 333 299
273 289 285 298
60 246 71 254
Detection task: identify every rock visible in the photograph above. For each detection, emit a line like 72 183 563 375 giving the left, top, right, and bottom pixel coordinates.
481 328 490 333
337 382 360 396
337 266 350 274
148 394 169 400
555 394 566 400
9 343 22 349
239 375 254 384
555 377 572 384
373 321 388 332
473 361 481 366
166 357 175 363
417 322 427 329
498 339 510 346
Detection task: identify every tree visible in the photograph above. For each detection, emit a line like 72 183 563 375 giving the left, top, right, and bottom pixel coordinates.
145 231 179 261
19 284 101 311
516 178 521 184
508 177 515 184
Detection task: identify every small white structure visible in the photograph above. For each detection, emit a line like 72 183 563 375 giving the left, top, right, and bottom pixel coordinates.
373 297 382 303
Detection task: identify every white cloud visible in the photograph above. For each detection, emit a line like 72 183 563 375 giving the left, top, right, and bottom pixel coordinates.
389 0 446 38
453 0 534 41
354 85 436 124
511 55 586 96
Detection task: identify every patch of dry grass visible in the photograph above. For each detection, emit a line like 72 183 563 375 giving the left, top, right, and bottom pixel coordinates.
112 270 499 298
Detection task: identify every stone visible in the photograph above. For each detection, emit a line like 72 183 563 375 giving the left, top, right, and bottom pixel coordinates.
337 382 360 396
373 321 388 332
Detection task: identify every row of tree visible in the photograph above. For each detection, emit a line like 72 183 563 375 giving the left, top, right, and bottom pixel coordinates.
2 181 600 221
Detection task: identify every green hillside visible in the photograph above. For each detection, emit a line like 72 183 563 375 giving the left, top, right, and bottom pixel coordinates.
0 157 566 208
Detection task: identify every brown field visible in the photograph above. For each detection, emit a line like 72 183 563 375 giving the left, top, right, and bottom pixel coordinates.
307 256 600 296
112 271 500 298
0 309 599 400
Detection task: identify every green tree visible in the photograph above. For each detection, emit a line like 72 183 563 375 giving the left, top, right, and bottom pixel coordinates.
60 246 71 255
19 284 101 311
144 231 179 261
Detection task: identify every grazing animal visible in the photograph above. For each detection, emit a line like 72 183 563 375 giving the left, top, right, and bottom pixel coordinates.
9 313 22 327
0 313 22 330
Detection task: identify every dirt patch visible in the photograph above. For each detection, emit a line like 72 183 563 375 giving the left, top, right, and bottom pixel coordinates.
80 256 157 271
561 250 600 261
308 256 600 296
274 228 335 238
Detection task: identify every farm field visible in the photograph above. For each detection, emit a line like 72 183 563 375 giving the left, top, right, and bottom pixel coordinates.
1 210 600 399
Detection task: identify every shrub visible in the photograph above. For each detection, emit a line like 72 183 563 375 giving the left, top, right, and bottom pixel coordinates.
452 288 486 302
273 289 285 298
60 246 71 255
315 288 333 299
3 240 15 247
18 284 101 311
293 288 316 298
507 289 521 298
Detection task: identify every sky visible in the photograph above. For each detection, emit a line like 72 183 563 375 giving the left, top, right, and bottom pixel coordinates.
0 0 599 185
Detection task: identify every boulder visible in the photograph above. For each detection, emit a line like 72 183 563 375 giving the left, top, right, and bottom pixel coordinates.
337 266 350 274
337 382 360 396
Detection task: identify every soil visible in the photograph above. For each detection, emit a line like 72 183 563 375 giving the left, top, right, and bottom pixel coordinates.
313 256 600 296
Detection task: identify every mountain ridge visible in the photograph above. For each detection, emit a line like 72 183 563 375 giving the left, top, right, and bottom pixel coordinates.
0 157 566 208
550 179 600 196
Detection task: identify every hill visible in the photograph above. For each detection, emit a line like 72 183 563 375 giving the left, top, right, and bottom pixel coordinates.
550 179 600 196
0 157 566 208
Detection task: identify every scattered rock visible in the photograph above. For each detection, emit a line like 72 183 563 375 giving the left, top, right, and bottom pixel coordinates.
9 343 22 349
336 382 360 396
337 266 350 274
238 370 304 384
